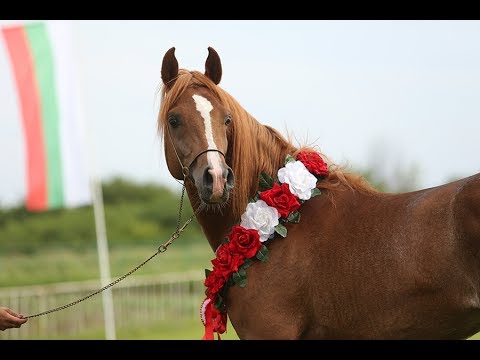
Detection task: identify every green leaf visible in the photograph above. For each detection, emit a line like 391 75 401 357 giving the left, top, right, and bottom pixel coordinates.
214 294 226 312
256 245 270 262
232 271 241 283
285 154 295 164
287 210 301 223
214 294 223 307
259 172 274 191
242 258 254 269
205 269 212 278
220 285 229 297
275 223 288 238
232 271 247 288
311 187 321 197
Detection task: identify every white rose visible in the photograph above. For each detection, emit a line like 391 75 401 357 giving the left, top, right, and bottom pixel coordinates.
240 200 279 242
277 160 318 200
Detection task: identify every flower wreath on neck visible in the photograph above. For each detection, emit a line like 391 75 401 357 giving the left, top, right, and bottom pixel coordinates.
200 150 328 340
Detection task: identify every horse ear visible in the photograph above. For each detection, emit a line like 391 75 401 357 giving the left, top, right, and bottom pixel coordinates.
205 47 222 85
161 47 179 88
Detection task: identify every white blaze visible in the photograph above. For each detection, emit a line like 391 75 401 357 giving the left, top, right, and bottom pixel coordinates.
193 94 215 149
192 94 226 199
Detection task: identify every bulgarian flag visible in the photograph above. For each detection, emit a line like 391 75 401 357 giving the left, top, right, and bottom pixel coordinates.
2 20 91 211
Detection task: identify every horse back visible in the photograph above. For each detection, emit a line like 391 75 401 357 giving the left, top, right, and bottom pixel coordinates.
453 173 480 280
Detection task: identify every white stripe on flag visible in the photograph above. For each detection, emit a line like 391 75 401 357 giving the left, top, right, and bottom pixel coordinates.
47 20 91 207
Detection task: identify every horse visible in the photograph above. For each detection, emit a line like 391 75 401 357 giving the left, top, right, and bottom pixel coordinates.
157 46 480 340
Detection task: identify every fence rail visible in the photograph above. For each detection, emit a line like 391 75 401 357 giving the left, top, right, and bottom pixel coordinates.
0 270 206 340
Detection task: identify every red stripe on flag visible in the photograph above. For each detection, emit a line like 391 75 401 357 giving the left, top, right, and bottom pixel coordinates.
2 25 47 210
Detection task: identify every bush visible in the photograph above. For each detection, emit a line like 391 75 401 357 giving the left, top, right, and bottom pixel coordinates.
0 177 204 254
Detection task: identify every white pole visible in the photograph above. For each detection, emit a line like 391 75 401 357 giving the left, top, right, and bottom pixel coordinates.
67 20 117 340
90 176 116 340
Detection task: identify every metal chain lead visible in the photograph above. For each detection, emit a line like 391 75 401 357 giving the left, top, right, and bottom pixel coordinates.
24 185 204 319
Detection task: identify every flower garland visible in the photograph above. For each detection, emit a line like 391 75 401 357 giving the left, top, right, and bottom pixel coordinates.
200 151 328 340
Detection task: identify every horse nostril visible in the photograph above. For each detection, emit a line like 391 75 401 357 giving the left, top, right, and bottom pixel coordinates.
203 168 213 188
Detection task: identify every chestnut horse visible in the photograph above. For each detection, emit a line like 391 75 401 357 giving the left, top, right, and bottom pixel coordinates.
157 47 480 339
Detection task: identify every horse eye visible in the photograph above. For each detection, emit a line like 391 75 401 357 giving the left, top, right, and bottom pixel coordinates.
224 114 232 125
168 115 179 128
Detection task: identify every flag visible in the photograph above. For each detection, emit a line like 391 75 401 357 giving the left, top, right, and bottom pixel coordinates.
2 20 91 211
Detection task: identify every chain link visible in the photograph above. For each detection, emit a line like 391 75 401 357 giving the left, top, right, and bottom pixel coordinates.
23 185 204 319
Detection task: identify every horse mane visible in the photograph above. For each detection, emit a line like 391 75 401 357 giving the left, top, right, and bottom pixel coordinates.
158 69 378 219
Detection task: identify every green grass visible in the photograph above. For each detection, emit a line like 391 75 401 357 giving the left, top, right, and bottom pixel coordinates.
469 332 480 340
24 319 240 340
0 241 214 288
124 319 240 340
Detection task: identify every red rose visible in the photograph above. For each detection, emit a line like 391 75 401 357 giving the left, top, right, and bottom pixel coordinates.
211 243 243 279
296 151 328 176
204 268 226 297
227 225 262 259
260 183 301 218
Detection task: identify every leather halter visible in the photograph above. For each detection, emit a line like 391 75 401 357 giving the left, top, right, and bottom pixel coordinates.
184 148 226 177
166 125 226 180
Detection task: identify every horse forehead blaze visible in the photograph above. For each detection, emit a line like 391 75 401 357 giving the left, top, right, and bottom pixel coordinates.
191 93 226 199
191 93 222 146
192 94 218 149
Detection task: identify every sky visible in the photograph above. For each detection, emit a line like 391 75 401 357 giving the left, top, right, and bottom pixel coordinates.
1 20 480 207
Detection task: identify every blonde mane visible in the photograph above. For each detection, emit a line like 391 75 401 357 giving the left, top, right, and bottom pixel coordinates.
158 69 377 219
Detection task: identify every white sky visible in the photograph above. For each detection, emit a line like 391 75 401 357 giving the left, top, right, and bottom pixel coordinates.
1 20 480 207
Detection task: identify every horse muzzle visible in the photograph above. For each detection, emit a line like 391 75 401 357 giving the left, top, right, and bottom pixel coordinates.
195 165 234 204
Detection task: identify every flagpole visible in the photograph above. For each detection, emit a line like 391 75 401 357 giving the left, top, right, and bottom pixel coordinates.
67 21 117 340
79 85 117 339
90 176 116 340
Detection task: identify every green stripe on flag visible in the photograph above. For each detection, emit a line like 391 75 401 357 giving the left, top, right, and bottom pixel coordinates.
25 23 64 208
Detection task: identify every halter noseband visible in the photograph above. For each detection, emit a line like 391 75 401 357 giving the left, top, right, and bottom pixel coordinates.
167 126 226 181
183 148 226 177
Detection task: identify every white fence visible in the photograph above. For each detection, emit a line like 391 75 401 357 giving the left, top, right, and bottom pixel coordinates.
0 270 206 340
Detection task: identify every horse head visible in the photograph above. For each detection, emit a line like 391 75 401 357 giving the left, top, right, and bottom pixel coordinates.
159 47 235 204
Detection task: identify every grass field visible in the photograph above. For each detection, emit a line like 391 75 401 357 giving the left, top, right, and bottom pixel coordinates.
62 319 240 340
0 241 213 288
23 319 240 340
